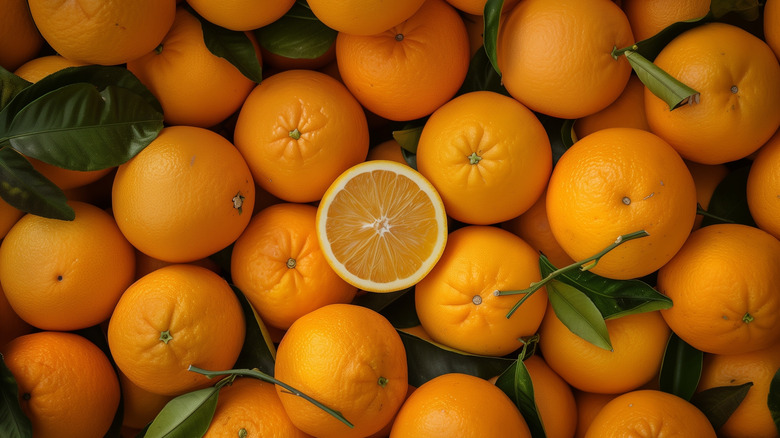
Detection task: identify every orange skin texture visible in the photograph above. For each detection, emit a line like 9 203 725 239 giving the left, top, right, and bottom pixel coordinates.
657 223 780 355
0 201 136 331
574 74 651 139
546 127 697 280
524 355 578 438
230 203 357 330
497 0 634 119
415 225 548 356
306 0 425 36
584 389 717 437
2 331 121 438
747 128 780 239
274 304 408 438
621 0 711 42
574 390 619 438
336 0 471 122
389 373 531 437
645 22 780 165
186 0 295 31
119 371 173 430
107 264 246 396
233 69 369 203
416 90 552 225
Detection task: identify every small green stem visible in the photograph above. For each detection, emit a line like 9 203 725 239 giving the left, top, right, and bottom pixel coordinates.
497 230 649 319
188 365 354 428
696 203 733 224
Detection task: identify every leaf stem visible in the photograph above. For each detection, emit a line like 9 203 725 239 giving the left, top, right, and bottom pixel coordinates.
696 203 734 224
188 365 354 428
497 230 649 319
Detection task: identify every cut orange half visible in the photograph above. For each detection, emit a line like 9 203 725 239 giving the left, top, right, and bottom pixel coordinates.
316 160 448 293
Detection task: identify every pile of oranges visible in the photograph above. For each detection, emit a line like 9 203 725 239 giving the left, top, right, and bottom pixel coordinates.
2 0 780 437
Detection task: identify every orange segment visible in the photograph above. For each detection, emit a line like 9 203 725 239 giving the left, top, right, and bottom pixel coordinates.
316 160 447 293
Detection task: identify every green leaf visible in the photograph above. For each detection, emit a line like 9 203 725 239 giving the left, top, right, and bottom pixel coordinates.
378 288 420 329
144 387 219 438
352 288 411 314
691 382 752 430
700 162 756 227
195 10 263 83
539 255 672 320
255 1 336 60
0 147 73 220
400 148 417 170
392 126 424 155
482 0 503 75
538 115 574 167
0 353 32 438
710 0 761 20
547 279 612 351
658 332 703 400
231 286 276 375
494 357 546 438
768 367 780 434
457 49 509 96
0 67 32 112
397 330 514 388
621 49 700 111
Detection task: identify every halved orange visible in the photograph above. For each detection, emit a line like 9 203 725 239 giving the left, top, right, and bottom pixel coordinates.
316 160 448 293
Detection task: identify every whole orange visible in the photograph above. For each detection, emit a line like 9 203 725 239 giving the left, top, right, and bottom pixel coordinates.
230 203 358 330
0 0 44 71
0 201 135 331
27 0 176 65
621 0 711 41
645 22 780 164
747 128 780 239
274 304 408 438
546 127 697 280
497 0 634 119
416 90 552 225
524 355 578 438
107 264 246 396
415 225 548 356
233 69 368 203
389 373 531 437
335 0 471 122
186 0 295 31
539 308 671 394
656 223 780 355
112 125 255 263
306 0 425 36
2 331 121 438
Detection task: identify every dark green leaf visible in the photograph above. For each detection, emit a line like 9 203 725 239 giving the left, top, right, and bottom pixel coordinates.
539 255 672 320
255 1 336 60
538 115 574 167
710 0 761 19
398 330 514 388
0 147 73 220
768 367 780 434
0 353 32 438
144 387 219 438
196 11 263 83
547 279 612 351
659 332 703 400
0 67 31 112
352 288 411 314
457 49 509 96
392 126 423 155
691 382 752 430
0 82 163 171
621 49 699 111
495 358 546 437
700 163 755 227
482 0 503 75
380 288 420 329
231 286 276 375
400 148 417 170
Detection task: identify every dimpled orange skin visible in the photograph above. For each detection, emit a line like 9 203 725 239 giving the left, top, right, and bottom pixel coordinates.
747 128 780 239
306 0 425 36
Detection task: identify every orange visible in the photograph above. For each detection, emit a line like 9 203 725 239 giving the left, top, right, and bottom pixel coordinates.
0 0 44 71
539 308 671 394
306 0 425 36
445 0 519 16
0 281 34 349
687 160 729 230
233 69 369 203
574 74 651 139
203 377 311 438
656 223 780 355
119 370 174 430
274 304 408 438
186 0 295 31
316 160 448 293
501 188 576 269
13 54 88 82
645 22 780 165
133 248 221 280
0 195 24 240
366 139 407 164
416 91 552 225
747 128 780 239
622 0 711 42
766 0 780 60
414 225 548 356
230 203 358 330
389 373 531 437
112 125 256 263
696 341 780 438
1 331 121 438
107 264 245 396
546 127 697 280
27 0 176 65
335 0 471 122
574 390 619 438
524 355 578 438
584 389 717 437
0 201 135 331
127 7 257 128
497 0 634 119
